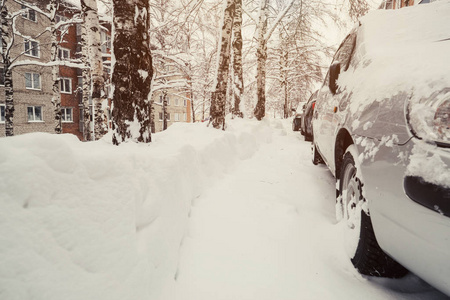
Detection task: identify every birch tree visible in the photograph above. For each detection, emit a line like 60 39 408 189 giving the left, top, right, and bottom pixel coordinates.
111 0 153 145
210 0 235 129
1 0 13 136
49 0 62 134
231 0 243 118
253 0 296 120
81 0 107 141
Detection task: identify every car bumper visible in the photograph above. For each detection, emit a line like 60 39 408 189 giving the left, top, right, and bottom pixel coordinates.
358 137 450 296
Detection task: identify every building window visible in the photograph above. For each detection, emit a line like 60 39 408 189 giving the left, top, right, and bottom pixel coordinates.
58 48 70 60
159 95 163 103
174 98 179 106
183 113 187 121
167 97 170 105
0 67 4 86
55 15 69 32
25 72 41 90
184 99 187 107
166 113 170 121
0 105 5 123
61 107 73 122
60 78 72 94
159 112 163 121
21 5 36 22
24 39 39 57
101 31 111 53
174 113 179 121
27 106 42 122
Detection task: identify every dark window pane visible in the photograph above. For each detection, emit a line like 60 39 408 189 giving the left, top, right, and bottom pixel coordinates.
64 79 70 93
31 41 39 57
27 107 33 120
24 40 30 53
35 106 42 120
33 74 40 89
0 105 5 122
29 9 36 21
0 68 4 85
66 108 73 122
25 73 32 88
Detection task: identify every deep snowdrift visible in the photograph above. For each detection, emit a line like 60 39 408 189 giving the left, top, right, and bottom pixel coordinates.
0 119 275 300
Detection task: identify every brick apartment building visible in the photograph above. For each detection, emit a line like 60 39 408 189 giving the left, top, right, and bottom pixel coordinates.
1 0 191 140
0 0 54 136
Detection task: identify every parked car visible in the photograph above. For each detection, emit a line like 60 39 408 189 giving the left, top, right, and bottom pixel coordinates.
292 101 306 131
300 91 318 141
311 2 450 296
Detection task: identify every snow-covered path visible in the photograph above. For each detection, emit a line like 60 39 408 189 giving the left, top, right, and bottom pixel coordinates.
161 120 448 300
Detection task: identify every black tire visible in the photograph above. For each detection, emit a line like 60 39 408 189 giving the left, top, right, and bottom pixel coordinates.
304 132 312 142
338 145 408 278
311 142 324 165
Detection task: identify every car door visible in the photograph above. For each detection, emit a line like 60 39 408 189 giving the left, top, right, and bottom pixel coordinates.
314 33 357 171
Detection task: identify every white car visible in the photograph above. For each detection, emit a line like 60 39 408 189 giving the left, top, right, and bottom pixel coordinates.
312 1 450 295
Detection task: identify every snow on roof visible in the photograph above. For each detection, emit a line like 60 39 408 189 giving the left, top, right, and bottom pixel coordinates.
62 0 80 9
338 0 450 115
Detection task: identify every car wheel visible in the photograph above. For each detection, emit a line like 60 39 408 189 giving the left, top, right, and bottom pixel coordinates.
311 142 324 165
304 132 312 142
338 145 408 278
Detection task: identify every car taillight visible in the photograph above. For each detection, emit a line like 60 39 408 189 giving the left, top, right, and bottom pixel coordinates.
408 89 450 146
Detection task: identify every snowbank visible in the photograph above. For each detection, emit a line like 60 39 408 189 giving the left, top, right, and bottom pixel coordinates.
0 119 274 300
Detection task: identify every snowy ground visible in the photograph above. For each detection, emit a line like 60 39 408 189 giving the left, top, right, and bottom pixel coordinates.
0 118 448 299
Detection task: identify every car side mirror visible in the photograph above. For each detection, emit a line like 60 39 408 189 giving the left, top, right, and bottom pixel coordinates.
329 63 341 95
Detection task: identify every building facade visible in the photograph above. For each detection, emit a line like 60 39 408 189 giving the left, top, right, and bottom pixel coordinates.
1 1 54 136
1 0 191 139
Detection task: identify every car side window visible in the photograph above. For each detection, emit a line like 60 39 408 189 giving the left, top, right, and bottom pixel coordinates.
332 33 357 72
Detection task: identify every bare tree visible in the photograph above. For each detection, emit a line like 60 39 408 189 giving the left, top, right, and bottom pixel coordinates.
210 0 235 129
81 0 107 141
1 0 13 136
231 0 244 118
253 0 296 120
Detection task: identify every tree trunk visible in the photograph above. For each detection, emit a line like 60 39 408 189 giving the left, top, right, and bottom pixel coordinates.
1 3 14 136
49 1 62 134
111 0 153 144
150 100 155 133
280 31 289 119
232 0 243 118
254 0 268 121
81 22 92 141
209 0 235 129
81 0 107 140
163 90 167 130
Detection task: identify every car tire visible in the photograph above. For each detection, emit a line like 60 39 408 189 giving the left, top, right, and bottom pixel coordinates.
311 142 324 165
338 145 408 278
304 132 312 142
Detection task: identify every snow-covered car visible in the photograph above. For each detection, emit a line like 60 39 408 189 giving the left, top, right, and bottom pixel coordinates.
311 2 450 296
292 101 306 131
300 91 318 141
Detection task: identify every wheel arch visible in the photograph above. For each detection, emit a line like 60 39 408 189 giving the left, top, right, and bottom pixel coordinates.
335 128 354 181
